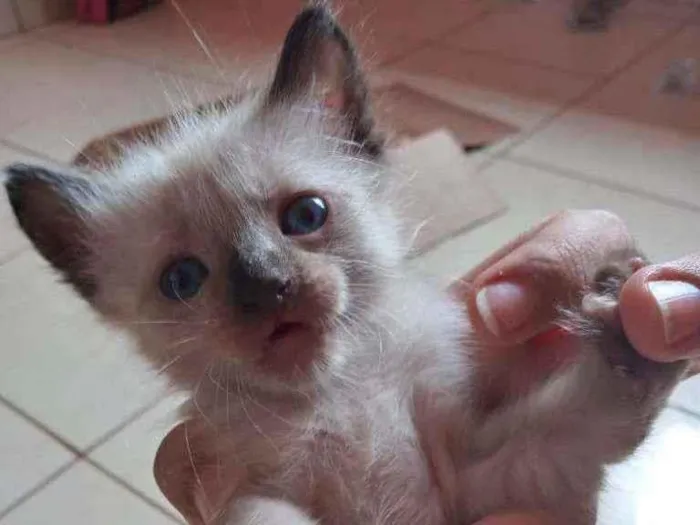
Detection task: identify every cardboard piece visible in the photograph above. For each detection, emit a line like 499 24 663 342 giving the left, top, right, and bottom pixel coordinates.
387 129 506 254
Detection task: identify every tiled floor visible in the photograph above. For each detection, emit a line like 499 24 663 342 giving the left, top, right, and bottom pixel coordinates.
0 0 698 523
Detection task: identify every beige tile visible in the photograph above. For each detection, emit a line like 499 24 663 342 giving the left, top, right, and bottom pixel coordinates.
0 461 177 524
0 0 19 37
582 25 700 133
599 407 700 525
90 394 188 519
0 403 74 513
0 38 232 162
0 250 169 450
35 6 235 81
0 144 38 263
669 376 700 416
384 44 595 131
510 110 700 207
445 0 678 76
36 0 415 85
411 158 700 285
338 0 488 42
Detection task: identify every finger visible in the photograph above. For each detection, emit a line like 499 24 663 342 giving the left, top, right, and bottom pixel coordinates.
620 253 700 362
450 210 638 346
474 512 558 525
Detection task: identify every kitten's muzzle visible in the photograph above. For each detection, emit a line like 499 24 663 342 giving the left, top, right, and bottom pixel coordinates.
229 250 294 316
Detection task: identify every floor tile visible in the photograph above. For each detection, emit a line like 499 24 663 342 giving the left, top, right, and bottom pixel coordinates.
35 5 236 82
0 38 232 161
445 0 679 77
599 407 700 525
411 158 700 285
510 111 700 208
90 394 188 518
0 461 177 524
0 403 74 514
338 0 488 43
0 249 169 450
37 0 420 84
582 24 700 132
669 376 700 416
384 44 595 131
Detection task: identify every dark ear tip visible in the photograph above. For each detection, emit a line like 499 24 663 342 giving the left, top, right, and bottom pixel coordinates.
4 163 35 188
294 2 340 34
3 163 38 217
3 163 60 216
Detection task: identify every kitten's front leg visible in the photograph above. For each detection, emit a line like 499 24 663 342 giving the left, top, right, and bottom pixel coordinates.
227 497 318 525
460 257 688 524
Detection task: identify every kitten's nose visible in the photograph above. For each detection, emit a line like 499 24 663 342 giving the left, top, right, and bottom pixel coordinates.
229 250 293 315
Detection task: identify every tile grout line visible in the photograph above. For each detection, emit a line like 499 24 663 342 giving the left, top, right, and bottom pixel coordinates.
28 33 239 88
668 402 700 421
416 1 699 78
83 457 185 523
0 394 84 457
365 2 509 70
81 394 169 456
0 458 80 521
0 138 64 165
504 154 700 215
0 392 176 521
425 41 617 80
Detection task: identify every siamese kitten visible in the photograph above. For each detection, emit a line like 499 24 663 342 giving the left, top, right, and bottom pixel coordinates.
3 5 686 525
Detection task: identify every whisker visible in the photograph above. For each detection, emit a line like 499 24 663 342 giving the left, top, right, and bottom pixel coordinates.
170 0 227 82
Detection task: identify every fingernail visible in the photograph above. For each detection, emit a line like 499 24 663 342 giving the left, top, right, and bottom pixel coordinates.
476 281 533 336
648 280 700 346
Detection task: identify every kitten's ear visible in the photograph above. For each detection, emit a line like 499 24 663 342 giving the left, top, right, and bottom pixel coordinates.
267 4 382 156
3 163 97 298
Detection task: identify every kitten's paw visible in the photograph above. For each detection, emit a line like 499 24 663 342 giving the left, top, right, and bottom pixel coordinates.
556 255 688 459
566 256 687 414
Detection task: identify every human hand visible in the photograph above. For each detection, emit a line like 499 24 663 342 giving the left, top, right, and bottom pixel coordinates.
451 210 700 525
451 209 700 364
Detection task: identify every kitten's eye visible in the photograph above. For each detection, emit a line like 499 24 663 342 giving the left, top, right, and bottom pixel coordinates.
280 195 329 236
160 257 209 301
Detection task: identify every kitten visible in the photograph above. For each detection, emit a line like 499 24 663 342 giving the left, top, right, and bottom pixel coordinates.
3 5 686 525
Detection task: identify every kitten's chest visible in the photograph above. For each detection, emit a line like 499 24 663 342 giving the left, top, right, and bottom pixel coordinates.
254 386 450 525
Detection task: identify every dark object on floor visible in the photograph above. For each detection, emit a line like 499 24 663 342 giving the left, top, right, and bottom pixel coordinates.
463 144 489 154
567 0 627 32
656 58 699 97
77 0 161 24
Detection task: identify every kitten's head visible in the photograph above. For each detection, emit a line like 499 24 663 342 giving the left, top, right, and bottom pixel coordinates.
3 6 403 392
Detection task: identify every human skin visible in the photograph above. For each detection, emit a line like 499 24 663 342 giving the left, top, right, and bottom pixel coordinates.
451 210 700 525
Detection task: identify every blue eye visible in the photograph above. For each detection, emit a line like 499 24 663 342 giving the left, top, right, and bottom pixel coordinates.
280 195 329 236
160 257 209 300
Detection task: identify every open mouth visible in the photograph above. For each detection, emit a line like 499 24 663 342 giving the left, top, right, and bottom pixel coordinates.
260 320 320 375
268 321 308 344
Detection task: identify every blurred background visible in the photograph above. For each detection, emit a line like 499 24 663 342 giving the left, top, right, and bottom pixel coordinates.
0 0 698 523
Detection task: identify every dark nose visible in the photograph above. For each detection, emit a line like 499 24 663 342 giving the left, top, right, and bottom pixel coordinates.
229 250 292 315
